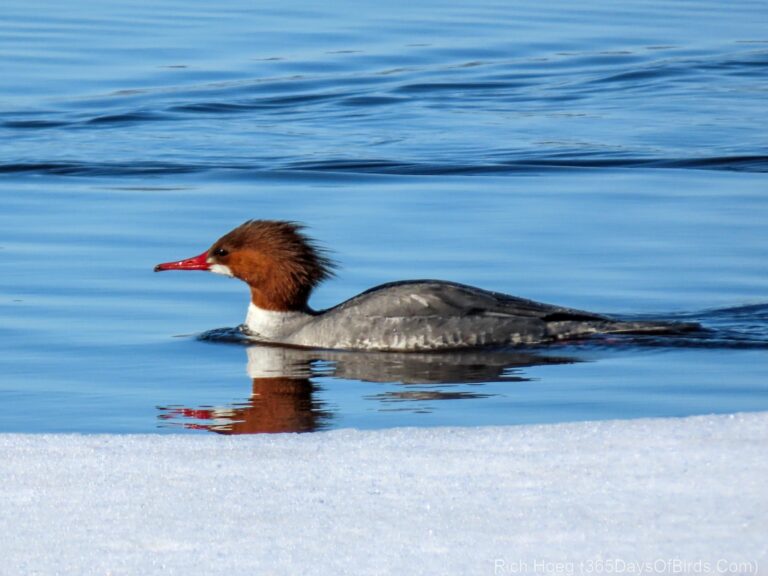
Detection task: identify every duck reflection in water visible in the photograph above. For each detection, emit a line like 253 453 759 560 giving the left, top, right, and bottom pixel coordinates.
158 343 577 434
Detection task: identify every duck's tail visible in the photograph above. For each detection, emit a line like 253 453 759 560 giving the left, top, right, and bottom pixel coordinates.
604 319 703 336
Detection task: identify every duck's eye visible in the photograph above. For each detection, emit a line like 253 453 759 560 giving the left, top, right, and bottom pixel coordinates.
213 247 229 258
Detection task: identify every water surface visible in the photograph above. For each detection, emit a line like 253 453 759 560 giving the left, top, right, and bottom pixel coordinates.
1 0 767 433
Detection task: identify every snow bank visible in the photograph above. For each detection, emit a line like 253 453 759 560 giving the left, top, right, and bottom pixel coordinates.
1 413 766 575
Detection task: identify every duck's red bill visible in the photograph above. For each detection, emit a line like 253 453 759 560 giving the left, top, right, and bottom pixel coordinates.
154 251 210 272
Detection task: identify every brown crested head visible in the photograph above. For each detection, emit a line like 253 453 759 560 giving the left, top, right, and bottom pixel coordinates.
207 220 336 312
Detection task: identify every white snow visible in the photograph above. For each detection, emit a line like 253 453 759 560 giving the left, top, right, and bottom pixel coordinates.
1 413 766 576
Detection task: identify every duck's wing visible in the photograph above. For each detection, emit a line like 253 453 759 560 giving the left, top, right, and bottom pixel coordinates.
324 280 609 322
308 280 697 350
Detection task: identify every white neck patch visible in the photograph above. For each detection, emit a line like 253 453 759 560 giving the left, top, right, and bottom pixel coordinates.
244 303 308 340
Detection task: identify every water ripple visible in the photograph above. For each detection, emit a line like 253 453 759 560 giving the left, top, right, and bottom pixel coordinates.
1 11 766 181
2 154 766 177
0 161 198 176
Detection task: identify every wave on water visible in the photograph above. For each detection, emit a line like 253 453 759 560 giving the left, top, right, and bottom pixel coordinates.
588 304 768 350
2 44 766 179
2 155 766 178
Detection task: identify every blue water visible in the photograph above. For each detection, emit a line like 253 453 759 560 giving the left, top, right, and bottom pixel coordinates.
1 0 767 433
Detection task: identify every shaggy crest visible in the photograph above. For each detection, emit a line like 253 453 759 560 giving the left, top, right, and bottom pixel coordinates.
209 220 336 311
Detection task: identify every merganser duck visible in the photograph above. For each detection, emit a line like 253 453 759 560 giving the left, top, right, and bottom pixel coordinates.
154 220 697 351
